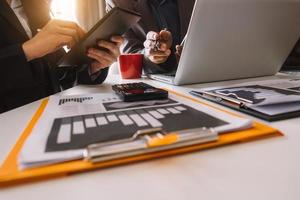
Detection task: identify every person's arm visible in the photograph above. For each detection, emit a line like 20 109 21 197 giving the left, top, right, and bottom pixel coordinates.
22 19 85 61
32 19 120 86
0 16 84 95
77 67 109 85
0 43 33 94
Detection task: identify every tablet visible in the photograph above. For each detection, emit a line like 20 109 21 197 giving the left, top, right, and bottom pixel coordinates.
58 7 141 67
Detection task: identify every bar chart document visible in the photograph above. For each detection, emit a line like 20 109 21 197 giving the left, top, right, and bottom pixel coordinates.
19 92 252 169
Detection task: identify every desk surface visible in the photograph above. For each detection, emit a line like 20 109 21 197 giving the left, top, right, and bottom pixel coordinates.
0 74 299 200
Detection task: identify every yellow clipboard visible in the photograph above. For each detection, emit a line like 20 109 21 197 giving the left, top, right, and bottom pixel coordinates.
0 90 283 187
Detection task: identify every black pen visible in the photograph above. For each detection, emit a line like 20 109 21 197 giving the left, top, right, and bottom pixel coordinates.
190 90 247 108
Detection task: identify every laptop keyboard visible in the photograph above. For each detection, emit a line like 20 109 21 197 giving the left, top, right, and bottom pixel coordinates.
159 72 176 77
281 70 300 76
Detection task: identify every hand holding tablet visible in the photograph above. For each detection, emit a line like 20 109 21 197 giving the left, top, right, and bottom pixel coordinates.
58 7 141 67
88 36 124 73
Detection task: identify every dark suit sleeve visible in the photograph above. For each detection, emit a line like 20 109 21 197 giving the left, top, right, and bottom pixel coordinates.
77 67 109 85
46 48 108 87
0 43 34 94
105 0 175 74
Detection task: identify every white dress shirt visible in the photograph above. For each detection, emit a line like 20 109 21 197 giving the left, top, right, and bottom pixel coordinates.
10 0 33 38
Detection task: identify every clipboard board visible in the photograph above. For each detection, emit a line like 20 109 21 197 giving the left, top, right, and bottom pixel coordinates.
190 90 300 121
0 90 283 187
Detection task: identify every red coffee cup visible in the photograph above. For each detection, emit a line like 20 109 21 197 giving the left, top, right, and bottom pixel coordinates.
118 54 143 79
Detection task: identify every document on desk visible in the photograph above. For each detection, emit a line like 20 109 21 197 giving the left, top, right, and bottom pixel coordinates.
190 78 300 120
18 92 252 169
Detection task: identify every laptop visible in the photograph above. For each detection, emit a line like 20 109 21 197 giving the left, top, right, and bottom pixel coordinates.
149 0 300 85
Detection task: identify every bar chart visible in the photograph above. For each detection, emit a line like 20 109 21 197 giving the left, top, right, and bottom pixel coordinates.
46 104 228 152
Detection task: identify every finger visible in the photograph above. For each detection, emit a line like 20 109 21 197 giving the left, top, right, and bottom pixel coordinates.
97 40 120 58
145 48 163 57
158 42 169 51
147 48 171 56
176 45 183 53
165 49 171 56
152 56 168 62
87 52 113 67
55 27 80 42
150 49 171 60
90 61 109 71
58 35 76 48
110 36 124 47
54 19 79 29
87 48 116 64
76 26 86 38
159 30 172 48
53 19 85 38
146 31 159 40
88 48 114 63
159 30 172 41
143 39 157 49
97 40 116 52
149 55 168 64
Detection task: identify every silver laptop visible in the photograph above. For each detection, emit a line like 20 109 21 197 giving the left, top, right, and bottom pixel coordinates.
149 0 300 85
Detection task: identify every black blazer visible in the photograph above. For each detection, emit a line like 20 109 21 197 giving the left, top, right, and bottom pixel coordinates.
0 0 108 113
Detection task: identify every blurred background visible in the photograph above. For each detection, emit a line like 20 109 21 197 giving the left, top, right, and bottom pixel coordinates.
50 0 106 31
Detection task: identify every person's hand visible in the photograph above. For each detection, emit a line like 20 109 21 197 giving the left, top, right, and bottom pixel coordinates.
144 29 173 64
87 36 124 74
22 19 85 61
175 44 183 63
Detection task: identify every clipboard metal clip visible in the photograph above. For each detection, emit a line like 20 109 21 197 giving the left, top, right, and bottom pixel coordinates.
135 128 179 148
84 127 218 163
86 128 177 149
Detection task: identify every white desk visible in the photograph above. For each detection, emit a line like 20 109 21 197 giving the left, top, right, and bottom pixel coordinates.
1 75 299 200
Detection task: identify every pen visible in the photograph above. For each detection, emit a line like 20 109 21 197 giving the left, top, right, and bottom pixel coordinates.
190 90 247 108
215 91 254 104
180 34 187 46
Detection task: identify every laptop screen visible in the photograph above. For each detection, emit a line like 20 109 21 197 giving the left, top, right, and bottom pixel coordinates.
282 38 300 71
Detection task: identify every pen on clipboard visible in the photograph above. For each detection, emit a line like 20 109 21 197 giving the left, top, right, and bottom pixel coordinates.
189 90 248 108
